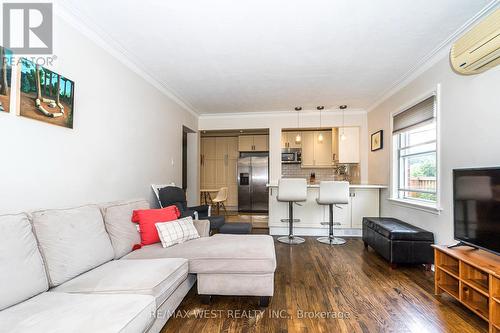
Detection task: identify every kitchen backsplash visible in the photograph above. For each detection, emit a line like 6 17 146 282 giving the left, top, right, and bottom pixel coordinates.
282 163 360 184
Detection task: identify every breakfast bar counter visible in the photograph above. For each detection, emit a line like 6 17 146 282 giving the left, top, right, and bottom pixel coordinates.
266 183 387 189
266 183 387 237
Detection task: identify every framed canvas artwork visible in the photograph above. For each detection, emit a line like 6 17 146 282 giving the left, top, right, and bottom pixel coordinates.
18 58 75 128
0 46 13 113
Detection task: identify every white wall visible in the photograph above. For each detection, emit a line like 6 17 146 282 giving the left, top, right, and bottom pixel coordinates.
368 56 500 244
199 110 369 184
0 17 198 213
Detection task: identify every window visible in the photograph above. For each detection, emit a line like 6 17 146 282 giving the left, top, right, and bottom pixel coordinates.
392 95 438 208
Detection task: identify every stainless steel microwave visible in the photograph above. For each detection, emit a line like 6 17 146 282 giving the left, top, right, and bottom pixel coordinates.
281 148 302 164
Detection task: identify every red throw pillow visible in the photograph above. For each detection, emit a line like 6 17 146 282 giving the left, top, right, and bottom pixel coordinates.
132 205 180 246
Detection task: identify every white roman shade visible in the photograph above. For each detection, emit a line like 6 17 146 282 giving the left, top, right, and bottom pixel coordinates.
393 95 436 134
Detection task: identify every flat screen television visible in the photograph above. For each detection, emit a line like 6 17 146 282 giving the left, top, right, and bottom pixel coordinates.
453 167 500 255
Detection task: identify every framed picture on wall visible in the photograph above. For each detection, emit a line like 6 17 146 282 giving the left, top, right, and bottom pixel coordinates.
371 130 383 151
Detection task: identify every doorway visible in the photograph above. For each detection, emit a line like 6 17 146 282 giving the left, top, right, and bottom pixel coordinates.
199 128 270 232
182 126 197 206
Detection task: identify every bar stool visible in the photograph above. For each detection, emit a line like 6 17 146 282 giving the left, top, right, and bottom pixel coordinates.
316 181 349 245
277 178 307 245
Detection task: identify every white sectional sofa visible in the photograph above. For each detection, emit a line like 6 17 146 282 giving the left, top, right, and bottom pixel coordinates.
0 199 276 332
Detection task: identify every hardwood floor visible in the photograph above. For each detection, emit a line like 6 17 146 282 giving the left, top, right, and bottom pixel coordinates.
225 212 269 230
162 238 488 333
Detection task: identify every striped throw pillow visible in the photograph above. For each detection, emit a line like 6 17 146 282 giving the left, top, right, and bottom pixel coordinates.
155 216 200 248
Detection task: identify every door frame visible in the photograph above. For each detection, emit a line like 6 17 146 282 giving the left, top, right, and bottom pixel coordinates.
182 126 196 191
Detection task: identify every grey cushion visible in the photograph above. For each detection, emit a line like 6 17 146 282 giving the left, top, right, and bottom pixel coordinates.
100 199 149 259
0 214 49 310
123 234 276 274
52 258 188 308
147 274 196 333
193 219 210 238
219 222 253 234
0 292 155 333
31 205 115 287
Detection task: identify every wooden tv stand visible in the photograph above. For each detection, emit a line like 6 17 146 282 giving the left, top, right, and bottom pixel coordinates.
433 245 500 333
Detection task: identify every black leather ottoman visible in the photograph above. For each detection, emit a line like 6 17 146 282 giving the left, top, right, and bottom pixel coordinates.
219 222 253 234
362 217 434 267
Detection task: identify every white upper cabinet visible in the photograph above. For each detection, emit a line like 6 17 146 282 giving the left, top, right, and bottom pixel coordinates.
331 128 339 162
300 130 333 168
313 131 333 166
281 132 302 149
300 132 315 167
338 127 360 164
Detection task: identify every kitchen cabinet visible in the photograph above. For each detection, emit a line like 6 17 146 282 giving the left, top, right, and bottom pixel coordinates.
301 130 334 168
300 132 315 167
201 137 216 159
333 188 380 228
330 189 378 228
200 136 238 209
238 135 268 152
238 136 253 152
313 131 332 166
333 189 379 228
338 127 360 164
350 189 379 228
331 128 339 162
253 135 269 151
200 137 216 187
281 131 302 149
333 201 351 228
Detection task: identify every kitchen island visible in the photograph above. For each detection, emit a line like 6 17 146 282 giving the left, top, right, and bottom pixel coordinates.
266 183 387 237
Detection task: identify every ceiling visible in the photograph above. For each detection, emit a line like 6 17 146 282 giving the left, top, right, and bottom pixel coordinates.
59 0 494 114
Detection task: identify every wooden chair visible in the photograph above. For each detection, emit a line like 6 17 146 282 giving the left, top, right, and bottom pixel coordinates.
212 187 228 216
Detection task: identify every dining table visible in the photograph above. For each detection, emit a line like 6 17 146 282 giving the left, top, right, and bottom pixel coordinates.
199 188 219 206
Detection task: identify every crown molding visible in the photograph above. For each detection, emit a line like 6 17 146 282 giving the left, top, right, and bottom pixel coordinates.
54 3 200 118
366 1 500 113
199 108 367 119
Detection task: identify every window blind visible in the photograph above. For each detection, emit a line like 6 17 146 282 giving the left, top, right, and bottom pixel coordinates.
393 95 436 134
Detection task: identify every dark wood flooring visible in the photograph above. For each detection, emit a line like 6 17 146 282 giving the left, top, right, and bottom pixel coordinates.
162 237 487 333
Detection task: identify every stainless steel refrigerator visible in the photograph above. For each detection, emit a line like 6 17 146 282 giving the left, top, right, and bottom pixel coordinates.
238 153 269 212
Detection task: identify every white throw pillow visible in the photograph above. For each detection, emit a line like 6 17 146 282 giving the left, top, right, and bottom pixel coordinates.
155 216 200 248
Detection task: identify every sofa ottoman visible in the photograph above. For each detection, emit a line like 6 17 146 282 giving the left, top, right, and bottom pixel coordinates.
123 234 276 306
362 217 434 268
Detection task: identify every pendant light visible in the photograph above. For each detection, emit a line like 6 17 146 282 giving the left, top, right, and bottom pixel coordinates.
340 105 347 141
317 106 324 142
295 107 302 143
